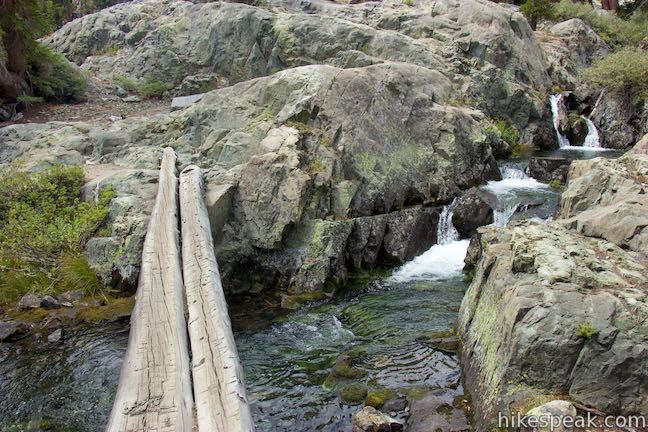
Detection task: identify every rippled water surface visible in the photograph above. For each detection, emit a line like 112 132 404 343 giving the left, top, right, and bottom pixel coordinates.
0 322 128 432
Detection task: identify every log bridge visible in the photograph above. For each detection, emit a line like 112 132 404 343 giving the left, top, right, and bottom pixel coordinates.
107 148 254 432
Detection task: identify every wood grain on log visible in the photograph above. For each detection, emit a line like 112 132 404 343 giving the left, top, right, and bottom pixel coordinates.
179 166 255 432
107 148 193 432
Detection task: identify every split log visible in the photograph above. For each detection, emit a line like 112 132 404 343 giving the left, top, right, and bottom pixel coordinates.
179 165 255 432
107 148 193 432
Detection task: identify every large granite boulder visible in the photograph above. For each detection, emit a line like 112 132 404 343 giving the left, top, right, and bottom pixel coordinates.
45 0 553 144
0 63 500 297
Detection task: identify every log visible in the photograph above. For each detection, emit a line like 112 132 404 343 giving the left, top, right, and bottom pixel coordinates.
179 166 255 432
107 148 193 432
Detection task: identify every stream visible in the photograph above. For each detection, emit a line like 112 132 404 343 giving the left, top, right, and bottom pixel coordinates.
0 95 620 431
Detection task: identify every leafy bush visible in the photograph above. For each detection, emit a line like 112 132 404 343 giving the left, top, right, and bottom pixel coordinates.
0 165 115 304
113 74 172 98
137 77 173 98
583 47 648 100
486 119 520 147
521 0 555 30
26 42 87 100
554 0 648 46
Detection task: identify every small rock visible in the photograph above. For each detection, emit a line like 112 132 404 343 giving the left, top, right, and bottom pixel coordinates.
523 400 577 432
353 406 403 432
47 328 63 343
11 112 23 121
122 95 141 103
114 86 128 97
109 115 124 122
60 301 74 308
58 290 85 302
0 320 31 342
17 293 42 310
40 295 60 309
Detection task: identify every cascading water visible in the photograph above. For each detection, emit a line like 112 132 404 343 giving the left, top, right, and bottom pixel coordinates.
550 94 571 148
582 116 601 148
436 198 460 245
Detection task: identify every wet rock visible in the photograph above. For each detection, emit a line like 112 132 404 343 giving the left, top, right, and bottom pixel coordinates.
566 115 587 147
463 231 484 271
383 396 407 414
352 406 403 432
0 320 31 342
0 306 4 316
426 335 459 354
523 400 577 432
340 383 368 405
452 188 494 238
47 328 63 343
408 393 470 432
17 293 42 310
528 157 571 183
40 295 61 309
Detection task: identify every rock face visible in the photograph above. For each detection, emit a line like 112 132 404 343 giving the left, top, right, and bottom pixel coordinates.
458 135 648 429
451 187 494 238
46 0 553 144
0 62 499 297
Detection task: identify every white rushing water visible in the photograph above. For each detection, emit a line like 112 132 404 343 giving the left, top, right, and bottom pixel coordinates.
390 199 467 283
550 94 571 148
390 239 470 283
582 116 601 148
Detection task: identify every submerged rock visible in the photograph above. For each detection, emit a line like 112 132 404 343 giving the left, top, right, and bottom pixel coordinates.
407 393 470 432
47 328 63 343
353 406 403 432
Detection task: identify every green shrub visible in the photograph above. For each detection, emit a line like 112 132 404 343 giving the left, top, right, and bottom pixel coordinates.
137 77 173 98
113 75 173 98
487 119 520 148
554 0 648 46
575 322 598 339
16 95 45 105
521 0 555 30
0 166 115 305
584 47 648 100
26 43 86 100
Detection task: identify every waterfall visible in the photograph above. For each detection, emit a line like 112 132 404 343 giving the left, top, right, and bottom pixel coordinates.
500 163 530 181
493 202 519 227
436 199 460 245
582 116 601 148
549 94 571 148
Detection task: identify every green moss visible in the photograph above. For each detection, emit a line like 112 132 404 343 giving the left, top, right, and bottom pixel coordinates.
77 296 135 323
361 41 370 54
403 0 415 6
307 158 327 174
365 388 395 408
113 74 173 98
281 290 329 310
548 179 561 190
339 383 368 404
575 322 598 339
